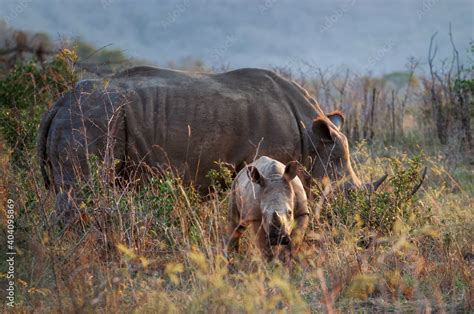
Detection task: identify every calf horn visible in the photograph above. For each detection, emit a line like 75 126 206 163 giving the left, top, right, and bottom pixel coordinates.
363 173 388 193
411 166 427 195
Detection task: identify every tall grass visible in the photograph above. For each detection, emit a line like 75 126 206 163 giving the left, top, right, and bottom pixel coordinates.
0 49 472 312
0 142 472 312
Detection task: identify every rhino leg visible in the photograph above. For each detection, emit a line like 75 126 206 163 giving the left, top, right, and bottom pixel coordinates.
289 213 309 256
225 196 245 256
54 186 80 226
50 156 85 226
47 93 126 224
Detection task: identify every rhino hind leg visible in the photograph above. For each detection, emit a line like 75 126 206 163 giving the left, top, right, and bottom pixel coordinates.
51 162 85 226
225 195 245 257
48 130 92 225
54 187 80 226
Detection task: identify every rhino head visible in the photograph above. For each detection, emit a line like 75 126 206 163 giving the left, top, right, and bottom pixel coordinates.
248 161 299 246
309 111 387 193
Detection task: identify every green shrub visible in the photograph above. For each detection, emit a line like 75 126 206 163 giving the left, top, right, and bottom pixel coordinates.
322 154 429 235
206 161 235 193
74 39 127 65
0 50 77 165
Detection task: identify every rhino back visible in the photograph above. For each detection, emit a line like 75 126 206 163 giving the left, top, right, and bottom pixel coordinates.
114 67 320 187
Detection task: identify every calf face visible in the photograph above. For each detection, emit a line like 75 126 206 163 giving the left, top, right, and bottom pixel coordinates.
248 161 298 246
225 157 309 263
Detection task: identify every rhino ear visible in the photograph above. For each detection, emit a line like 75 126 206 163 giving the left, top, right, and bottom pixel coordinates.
283 161 298 181
327 111 344 130
247 166 265 186
312 118 334 143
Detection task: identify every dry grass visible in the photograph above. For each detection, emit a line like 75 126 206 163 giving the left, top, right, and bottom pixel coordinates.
0 141 472 313
0 48 472 312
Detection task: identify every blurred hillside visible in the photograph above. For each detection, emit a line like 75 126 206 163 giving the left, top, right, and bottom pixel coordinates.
0 20 136 76
0 0 472 74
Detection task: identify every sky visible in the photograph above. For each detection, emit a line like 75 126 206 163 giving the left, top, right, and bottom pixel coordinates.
1 0 472 74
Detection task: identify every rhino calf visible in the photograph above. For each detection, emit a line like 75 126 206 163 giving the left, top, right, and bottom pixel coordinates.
225 156 309 261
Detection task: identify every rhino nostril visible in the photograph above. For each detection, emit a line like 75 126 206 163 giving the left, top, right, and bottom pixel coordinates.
269 227 280 238
281 235 291 245
268 234 291 246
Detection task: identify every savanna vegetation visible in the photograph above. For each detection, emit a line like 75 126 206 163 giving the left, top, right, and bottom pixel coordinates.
0 27 472 312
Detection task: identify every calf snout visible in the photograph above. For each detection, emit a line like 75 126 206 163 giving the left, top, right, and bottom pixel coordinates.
273 233 291 245
268 229 291 245
268 212 291 245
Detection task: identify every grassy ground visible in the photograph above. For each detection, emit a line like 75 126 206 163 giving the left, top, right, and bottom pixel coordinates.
0 138 472 313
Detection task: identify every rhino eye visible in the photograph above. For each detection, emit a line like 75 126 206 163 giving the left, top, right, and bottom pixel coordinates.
287 209 293 217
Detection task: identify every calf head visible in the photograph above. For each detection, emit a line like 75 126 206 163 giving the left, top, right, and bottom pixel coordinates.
310 111 386 192
248 161 299 245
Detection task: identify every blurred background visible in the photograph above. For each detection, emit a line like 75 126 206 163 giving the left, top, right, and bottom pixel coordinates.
0 0 472 74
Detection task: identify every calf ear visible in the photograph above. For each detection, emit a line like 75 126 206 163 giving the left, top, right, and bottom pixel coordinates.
312 118 334 143
247 166 265 186
327 111 344 130
283 161 298 181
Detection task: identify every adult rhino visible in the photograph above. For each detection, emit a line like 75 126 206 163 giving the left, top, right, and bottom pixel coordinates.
38 66 385 217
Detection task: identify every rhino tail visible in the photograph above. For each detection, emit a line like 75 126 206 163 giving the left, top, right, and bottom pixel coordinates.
37 95 65 190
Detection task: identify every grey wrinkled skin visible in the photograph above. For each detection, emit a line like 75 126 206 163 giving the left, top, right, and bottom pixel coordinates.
225 156 309 261
37 66 364 219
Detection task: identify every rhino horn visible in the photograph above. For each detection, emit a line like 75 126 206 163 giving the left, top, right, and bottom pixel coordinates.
411 166 427 195
363 173 388 193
